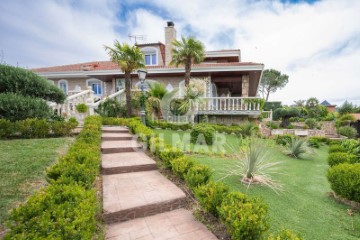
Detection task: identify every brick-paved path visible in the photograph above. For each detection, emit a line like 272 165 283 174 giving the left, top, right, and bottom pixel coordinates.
101 126 217 240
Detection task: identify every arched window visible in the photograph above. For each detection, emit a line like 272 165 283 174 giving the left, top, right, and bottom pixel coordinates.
58 79 68 95
86 78 102 96
141 47 158 66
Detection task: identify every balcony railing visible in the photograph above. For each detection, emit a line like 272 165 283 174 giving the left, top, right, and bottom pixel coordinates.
196 97 263 114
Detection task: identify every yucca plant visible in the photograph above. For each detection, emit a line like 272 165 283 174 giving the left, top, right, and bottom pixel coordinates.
239 121 259 137
220 139 283 192
284 138 312 158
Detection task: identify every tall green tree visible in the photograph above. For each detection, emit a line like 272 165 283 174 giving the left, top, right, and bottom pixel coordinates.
104 41 145 117
260 69 289 101
170 36 205 86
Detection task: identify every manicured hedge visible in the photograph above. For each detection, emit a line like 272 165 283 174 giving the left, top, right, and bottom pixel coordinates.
194 181 229 217
328 152 358 167
4 116 102 239
0 118 78 139
0 64 65 103
327 163 360 202
328 144 347 153
219 192 270 240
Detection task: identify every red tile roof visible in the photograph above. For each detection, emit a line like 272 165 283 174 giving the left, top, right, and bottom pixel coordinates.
32 61 263 73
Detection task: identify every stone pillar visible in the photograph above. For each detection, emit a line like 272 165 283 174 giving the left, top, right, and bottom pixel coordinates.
165 21 177 66
242 75 250 97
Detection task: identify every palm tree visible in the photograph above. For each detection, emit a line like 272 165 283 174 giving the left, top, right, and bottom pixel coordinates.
104 41 145 117
170 36 205 87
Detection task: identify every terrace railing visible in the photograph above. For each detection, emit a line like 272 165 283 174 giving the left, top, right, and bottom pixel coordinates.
196 97 263 114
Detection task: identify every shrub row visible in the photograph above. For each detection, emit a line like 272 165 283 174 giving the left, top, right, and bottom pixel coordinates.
148 119 259 137
147 119 192 131
4 116 102 239
327 139 360 203
120 117 276 240
0 118 78 139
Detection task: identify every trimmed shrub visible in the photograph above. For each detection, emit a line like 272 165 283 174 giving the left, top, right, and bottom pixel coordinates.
194 181 229 217
267 229 302 240
218 192 269 240
16 118 49 138
328 144 347 153
0 119 14 138
5 184 98 239
0 93 52 121
50 120 78 137
149 137 165 157
159 147 184 169
0 64 65 103
309 136 329 144
190 124 215 145
184 164 212 189
76 103 88 113
171 156 195 179
327 152 358 167
338 126 358 139
327 163 360 202
102 117 129 126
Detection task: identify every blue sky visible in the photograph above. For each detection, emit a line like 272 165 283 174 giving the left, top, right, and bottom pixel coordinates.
0 0 359 105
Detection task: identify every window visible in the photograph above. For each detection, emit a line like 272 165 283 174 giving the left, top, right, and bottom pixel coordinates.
142 47 158 66
58 79 68 95
86 79 102 96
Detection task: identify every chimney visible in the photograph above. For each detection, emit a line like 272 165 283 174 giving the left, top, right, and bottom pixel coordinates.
165 21 176 66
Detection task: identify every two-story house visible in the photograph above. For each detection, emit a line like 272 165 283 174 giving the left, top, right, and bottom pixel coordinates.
33 21 265 124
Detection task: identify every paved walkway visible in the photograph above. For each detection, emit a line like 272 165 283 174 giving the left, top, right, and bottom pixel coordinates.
101 126 217 240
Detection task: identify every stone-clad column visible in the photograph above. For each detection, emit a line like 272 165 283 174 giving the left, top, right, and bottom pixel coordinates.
242 75 249 97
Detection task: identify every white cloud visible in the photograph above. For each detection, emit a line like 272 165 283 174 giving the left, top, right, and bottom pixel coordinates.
1 0 359 105
0 0 123 68
127 0 360 105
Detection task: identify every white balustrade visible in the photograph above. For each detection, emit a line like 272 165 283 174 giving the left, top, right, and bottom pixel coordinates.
198 97 263 113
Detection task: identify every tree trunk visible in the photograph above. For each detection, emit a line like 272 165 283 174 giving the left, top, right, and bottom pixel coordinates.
265 88 271 101
184 58 191 87
125 71 132 117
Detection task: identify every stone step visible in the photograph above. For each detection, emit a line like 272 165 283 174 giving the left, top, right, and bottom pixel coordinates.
102 126 129 133
102 132 133 141
105 208 218 240
101 140 142 154
103 170 186 224
101 152 157 175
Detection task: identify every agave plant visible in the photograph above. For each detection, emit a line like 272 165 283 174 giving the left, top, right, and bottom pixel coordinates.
219 139 283 193
284 138 312 158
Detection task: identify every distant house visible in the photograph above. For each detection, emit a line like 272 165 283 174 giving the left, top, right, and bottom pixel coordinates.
320 100 336 112
33 21 266 124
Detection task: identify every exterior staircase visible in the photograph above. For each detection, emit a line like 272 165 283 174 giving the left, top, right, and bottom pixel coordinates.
101 126 217 239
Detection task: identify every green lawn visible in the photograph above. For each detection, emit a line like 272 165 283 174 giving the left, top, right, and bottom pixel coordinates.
155 129 360 240
0 138 73 230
